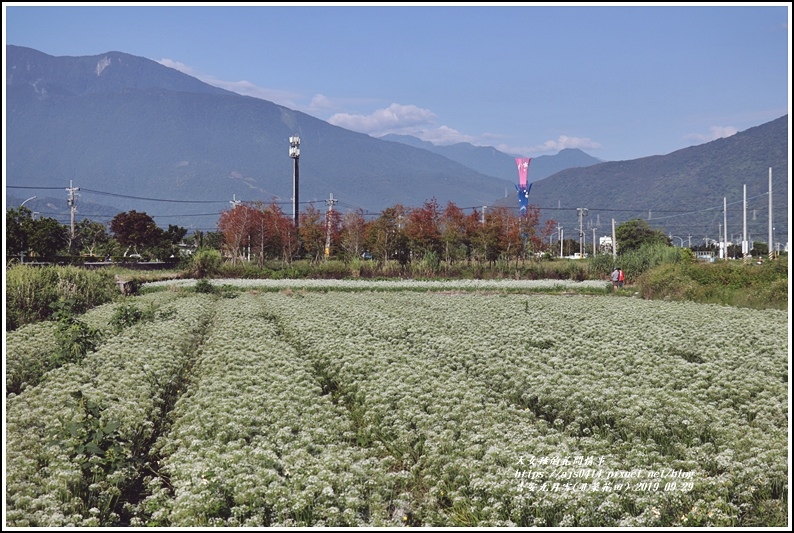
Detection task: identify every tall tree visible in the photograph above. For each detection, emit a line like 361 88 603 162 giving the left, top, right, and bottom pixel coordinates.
405 198 441 259
6 207 68 260
6 206 34 258
299 205 327 262
615 218 670 253
339 209 368 261
28 217 69 259
110 210 163 256
73 219 111 257
439 202 467 266
368 204 409 265
218 204 257 264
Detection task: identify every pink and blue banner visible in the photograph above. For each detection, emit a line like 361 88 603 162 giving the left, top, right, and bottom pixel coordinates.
515 158 532 215
516 158 531 189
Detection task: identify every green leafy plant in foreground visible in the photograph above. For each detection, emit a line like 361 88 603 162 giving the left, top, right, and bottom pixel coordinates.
48 391 135 525
51 300 103 365
109 302 156 333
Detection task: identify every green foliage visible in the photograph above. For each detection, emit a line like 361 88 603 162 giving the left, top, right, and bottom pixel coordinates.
5 265 119 331
615 242 690 282
189 248 223 278
194 279 216 294
6 206 69 259
49 391 133 523
615 219 670 254
635 257 788 310
52 301 103 364
410 250 441 277
109 302 156 333
110 210 163 252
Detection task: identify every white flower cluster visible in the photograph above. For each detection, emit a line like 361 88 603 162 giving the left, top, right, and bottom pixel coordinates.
5 288 788 527
5 292 217 527
147 293 398 526
6 291 180 394
145 277 610 291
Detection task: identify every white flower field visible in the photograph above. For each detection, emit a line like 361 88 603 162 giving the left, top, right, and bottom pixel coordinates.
4 280 789 527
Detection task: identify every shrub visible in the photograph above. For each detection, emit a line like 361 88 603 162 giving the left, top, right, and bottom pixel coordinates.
188 248 223 278
5 265 118 331
109 302 156 333
194 279 216 294
51 301 103 365
635 257 788 310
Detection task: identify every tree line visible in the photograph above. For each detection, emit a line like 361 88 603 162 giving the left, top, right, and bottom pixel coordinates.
12 198 748 266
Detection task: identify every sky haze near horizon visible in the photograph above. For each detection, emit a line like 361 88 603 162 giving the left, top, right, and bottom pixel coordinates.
3 3 791 163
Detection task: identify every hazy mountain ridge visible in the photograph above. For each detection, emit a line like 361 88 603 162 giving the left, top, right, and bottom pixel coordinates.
380 133 602 182
6 45 235 97
5 45 789 241
6 45 518 230
510 115 788 240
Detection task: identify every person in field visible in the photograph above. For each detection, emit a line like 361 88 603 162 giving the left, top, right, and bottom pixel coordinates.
618 268 625 289
611 267 619 291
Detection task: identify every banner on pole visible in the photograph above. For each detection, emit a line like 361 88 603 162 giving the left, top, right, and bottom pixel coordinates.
515 158 530 189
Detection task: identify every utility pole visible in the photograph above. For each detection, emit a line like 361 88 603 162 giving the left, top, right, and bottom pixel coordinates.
66 180 80 244
556 224 563 257
556 223 562 243
611 219 616 259
743 183 747 264
723 197 727 260
481 206 486 225
289 136 300 228
577 207 588 258
325 193 337 259
592 227 597 257
768 167 773 261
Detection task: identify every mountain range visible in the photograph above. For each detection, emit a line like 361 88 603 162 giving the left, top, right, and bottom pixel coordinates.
379 134 602 183
5 44 789 244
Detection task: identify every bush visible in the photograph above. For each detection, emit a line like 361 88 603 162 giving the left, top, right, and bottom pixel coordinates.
109 302 156 332
51 301 103 365
5 265 118 331
634 257 788 310
188 248 223 278
194 279 216 294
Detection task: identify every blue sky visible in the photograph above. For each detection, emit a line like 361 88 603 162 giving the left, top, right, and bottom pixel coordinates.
3 2 790 162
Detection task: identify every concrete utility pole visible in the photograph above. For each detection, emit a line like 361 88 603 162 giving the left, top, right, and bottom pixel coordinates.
723 197 727 260
289 136 300 228
577 207 588 258
66 180 80 242
768 167 773 261
611 219 617 259
743 183 747 264
560 227 564 257
592 227 597 257
325 193 337 259
481 206 486 225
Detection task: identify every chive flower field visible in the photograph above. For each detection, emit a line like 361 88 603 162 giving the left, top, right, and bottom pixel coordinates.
5 280 788 526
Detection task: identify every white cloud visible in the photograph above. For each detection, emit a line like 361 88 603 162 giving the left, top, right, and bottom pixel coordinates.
157 58 303 108
418 125 477 145
328 103 438 137
496 135 603 157
327 104 486 147
684 125 739 143
155 60 604 158
308 93 334 111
